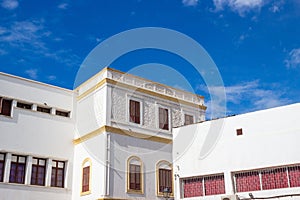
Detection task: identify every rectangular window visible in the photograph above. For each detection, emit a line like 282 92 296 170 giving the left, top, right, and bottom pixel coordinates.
184 114 194 125
51 160 65 188
159 108 169 130
82 166 90 192
17 102 32 110
182 174 225 198
0 98 12 116
183 178 203 198
129 164 141 190
0 153 5 182
159 169 172 193
204 175 225 195
236 128 243 136
235 171 260 192
31 158 46 186
37 106 51 114
233 165 300 193
261 168 288 190
129 100 140 124
288 166 300 187
9 155 27 184
56 110 70 117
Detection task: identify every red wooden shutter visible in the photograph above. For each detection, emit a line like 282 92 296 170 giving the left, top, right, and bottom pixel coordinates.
82 166 90 192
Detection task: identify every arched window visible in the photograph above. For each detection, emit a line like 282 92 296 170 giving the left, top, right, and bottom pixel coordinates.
81 158 92 195
156 160 173 196
127 156 143 194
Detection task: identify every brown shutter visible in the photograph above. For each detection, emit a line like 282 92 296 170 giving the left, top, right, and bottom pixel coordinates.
0 97 3 113
135 101 140 124
2 99 12 116
129 100 135 122
82 166 90 192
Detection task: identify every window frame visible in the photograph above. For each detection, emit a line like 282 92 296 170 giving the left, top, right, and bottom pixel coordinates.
51 160 65 188
0 97 12 117
55 110 70 117
156 160 173 197
37 106 51 114
9 155 27 184
129 99 141 124
127 156 144 194
31 157 47 186
81 158 92 196
16 102 32 110
0 153 5 182
158 106 170 131
184 113 194 125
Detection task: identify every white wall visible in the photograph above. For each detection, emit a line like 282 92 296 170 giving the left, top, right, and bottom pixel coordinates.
0 73 75 200
109 132 173 200
75 85 107 137
173 103 300 200
72 134 106 200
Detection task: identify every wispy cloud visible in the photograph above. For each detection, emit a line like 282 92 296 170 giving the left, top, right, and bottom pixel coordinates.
1 0 19 10
25 69 38 79
198 80 291 118
47 75 57 81
213 0 265 16
0 20 46 49
285 48 300 68
58 3 68 10
269 0 285 13
182 0 199 7
0 19 81 68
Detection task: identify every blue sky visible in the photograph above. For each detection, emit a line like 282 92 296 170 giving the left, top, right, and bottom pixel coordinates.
0 0 299 117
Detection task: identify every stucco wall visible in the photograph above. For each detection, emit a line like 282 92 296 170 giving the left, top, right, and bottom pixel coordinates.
108 132 173 200
173 103 300 200
110 86 204 132
0 74 75 200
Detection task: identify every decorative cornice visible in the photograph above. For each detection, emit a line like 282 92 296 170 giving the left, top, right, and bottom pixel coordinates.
77 78 207 110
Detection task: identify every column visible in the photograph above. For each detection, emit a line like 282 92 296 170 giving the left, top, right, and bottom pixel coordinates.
45 158 52 187
25 156 33 185
3 153 11 183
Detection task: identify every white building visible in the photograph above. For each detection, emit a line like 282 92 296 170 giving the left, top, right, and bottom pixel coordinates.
173 103 300 200
0 67 205 200
1 67 300 200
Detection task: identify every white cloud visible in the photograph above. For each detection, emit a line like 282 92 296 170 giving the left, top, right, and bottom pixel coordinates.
285 48 300 68
0 20 46 49
47 75 57 81
1 0 18 10
25 69 38 79
58 3 68 9
213 0 265 16
269 5 279 13
269 0 285 13
182 0 199 7
0 19 80 68
198 80 291 118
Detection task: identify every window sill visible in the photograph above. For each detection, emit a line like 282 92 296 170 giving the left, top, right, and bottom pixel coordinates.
80 190 91 196
0 182 69 191
127 189 144 195
157 192 174 197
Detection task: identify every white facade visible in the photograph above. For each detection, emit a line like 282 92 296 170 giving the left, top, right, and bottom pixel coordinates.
2 67 300 200
173 103 300 200
0 73 75 200
0 67 205 200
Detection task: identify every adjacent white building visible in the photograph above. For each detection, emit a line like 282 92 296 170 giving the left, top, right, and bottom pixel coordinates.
173 103 300 200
